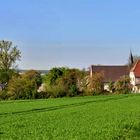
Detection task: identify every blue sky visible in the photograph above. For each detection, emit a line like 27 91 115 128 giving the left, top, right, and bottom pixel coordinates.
0 0 140 70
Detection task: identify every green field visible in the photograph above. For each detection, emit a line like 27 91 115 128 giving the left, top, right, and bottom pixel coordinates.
1 94 140 140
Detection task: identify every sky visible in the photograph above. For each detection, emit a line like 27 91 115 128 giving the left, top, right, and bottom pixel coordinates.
0 0 140 70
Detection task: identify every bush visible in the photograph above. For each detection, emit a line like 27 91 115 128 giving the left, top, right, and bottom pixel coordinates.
0 90 8 100
34 91 50 99
108 81 114 93
114 76 131 94
45 85 66 98
7 76 37 100
44 68 83 97
23 70 42 87
87 72 104 95
68 84 78 97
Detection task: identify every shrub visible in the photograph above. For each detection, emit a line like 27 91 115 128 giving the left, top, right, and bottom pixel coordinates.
44 68 83 97
68 84 78 97
7 76 37 99
23 70 42 87
45 85 66 98
0 90 8 100
114 76 131 94
34 91 50 99
108 81 115 93
87 72 104 95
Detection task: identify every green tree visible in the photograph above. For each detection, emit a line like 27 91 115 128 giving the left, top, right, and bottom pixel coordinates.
0 69 19 84
0 40 21 71
43 67 68 98
44 67 68 86
44 67 83 97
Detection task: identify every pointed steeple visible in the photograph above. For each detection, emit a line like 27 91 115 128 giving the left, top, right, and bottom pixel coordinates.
129 49 134 67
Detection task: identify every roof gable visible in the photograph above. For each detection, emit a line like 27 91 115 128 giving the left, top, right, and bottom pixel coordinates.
130 60 140 77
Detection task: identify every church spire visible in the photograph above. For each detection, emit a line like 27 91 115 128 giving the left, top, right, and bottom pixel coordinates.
129 49 134 67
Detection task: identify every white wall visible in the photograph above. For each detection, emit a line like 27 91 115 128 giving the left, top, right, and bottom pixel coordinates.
104 83 109 91
129 72 140 93
129 72 135 86
90 66 93 78
135 78 140 85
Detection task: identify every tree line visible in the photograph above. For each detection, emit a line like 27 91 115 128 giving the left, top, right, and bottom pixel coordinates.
0 40 132 100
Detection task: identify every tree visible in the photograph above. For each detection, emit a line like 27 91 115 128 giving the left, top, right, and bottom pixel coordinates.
44 67 83 97
43 67 69 98
0 40 21 70
114 76 131 94
7 76 37 99
23 70 42 87
87 72 104 94
77 70 88 93
60 69 81 96
44 67 68 86
0 69 19 83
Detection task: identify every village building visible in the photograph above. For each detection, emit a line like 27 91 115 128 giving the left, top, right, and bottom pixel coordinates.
90 65 129 91
90 51 140 93
130 60 140 92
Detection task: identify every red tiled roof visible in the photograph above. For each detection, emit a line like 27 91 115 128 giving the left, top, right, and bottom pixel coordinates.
91 65 129 82
130 60 140 77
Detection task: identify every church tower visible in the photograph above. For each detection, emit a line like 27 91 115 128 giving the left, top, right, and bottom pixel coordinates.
129 50 134 68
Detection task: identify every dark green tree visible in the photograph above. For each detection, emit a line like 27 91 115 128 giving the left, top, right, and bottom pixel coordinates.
0 69 18 83
44 67 68 86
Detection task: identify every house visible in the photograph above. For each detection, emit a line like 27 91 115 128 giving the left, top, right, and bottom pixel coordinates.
90 65 129 91
130 60 140 92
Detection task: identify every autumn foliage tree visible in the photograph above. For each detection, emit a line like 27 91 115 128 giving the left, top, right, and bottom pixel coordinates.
23 70 42 87
7 76 37 99
7 70 42 99
87 72 104 95
59 69 81 96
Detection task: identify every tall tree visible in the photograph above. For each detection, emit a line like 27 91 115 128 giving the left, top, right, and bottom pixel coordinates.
0 40 21 70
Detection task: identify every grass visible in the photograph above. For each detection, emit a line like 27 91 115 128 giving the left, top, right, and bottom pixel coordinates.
1 94 140 139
